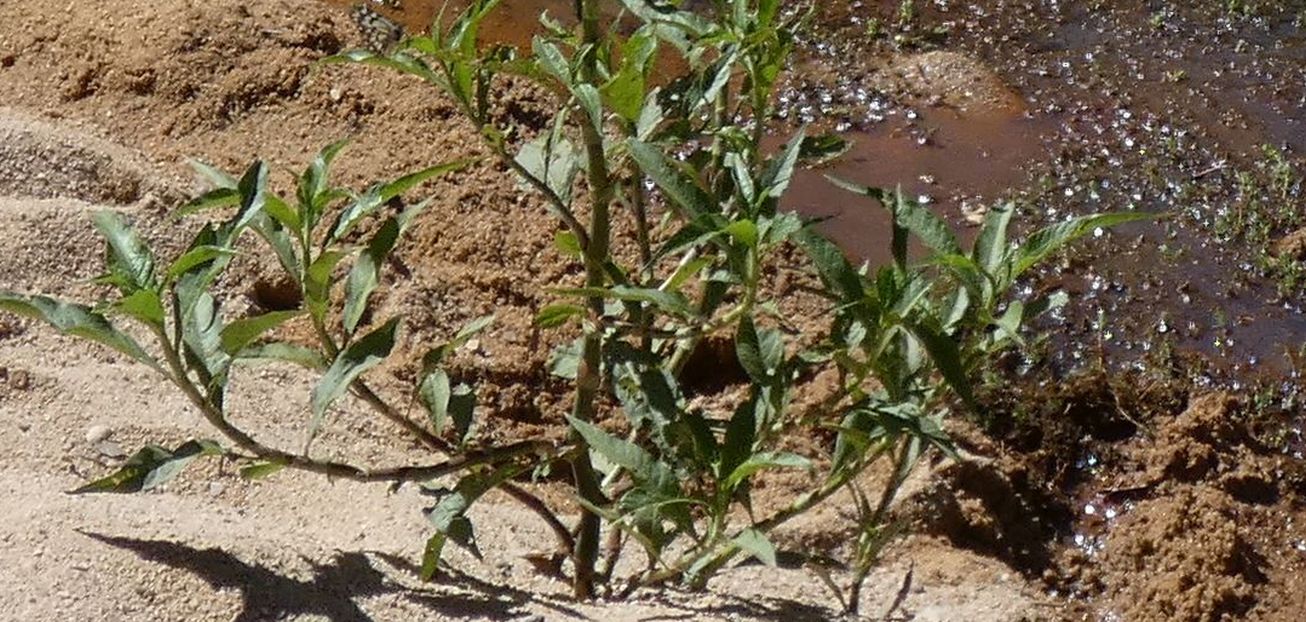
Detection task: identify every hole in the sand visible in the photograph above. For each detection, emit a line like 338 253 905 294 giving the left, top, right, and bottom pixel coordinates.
250 277 303 312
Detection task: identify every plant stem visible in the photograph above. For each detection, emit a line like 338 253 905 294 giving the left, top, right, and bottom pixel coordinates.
567 0 614 599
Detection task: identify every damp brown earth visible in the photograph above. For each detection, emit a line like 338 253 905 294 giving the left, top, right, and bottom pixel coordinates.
1 1 1306 621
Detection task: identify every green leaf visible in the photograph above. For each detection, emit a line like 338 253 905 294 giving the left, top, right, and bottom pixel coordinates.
794 228 864 303
567 415 665 484
535 303 585 328
418 369 473 438
723 220 759 248
532 36 573 87
176 187 240 217
226 161 272 239
574 83 604 135
181 291 228 383
309 318 400 443
554 231 583 258
1015 212 1153 277
112 289 165 329
220 310 303 355
548 338 582 379
515 132 581 206
418 366 448 420
0 293 157 369
735 317 770 382
343 217 400 335
187 159 238 189
322 48 444 86
732 528 777 567
723 452 810 491
239 461 286 480
304 249 348 322
905 317 975 408
330 160 472 243
234 342 327 370
827 176 961 258
719 398 757 482
761 128 805 202
165 246 238 282
71 439 224 493
629 139 714 219
297 139 350 219
661 256 713 293
92 210 156 293
601 59 646 123
798 133 851 166
425 462 525 566
420 533 445 582
994 300 1025 346
973 202 1014 274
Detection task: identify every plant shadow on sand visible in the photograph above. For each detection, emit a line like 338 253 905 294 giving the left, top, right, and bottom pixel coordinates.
82 531 830 621
79 530 568 621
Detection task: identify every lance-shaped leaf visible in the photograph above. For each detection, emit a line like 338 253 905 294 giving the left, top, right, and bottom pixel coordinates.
722 452 811 491
329 160 471 243
904 315 975 409
422 462 526 574
92 210 156 293
1014 212 1154 277
794 227 864 304
629 139 715 219
303 249 348 322
342 218 400 335
71 439 224 493
182 291 229 384
234 342 327 370
827 176 962 259
760 128 805 204
297 139 350 221
0 293 157 369
515 119 581 205
111 289 165 330
732 528 778 567
417 370 478 442
220 310 304 355
309 318 400 443
735 317 784 383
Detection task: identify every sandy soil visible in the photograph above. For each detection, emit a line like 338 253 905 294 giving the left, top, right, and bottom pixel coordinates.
2 0 1304 621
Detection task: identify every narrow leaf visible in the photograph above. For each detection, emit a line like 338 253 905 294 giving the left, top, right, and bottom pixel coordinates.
309 318 400 443
220 310 303 355
733 528 777 567
0 293 157 369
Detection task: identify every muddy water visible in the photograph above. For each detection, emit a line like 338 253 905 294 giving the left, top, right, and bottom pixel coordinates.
788 109 1051 261
323 0 636 48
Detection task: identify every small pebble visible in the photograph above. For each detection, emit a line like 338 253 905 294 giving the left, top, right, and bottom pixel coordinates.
85 425 112 444
95 440 126 459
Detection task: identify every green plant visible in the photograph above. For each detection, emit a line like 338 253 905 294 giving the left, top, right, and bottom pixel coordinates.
0 0 1144 610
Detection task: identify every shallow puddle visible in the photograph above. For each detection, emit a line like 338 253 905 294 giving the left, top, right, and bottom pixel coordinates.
787 108 1051 262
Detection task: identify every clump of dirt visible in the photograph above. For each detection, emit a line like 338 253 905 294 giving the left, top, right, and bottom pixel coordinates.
1072 393 1306 621
0 110 153 205
874 51 1027 114
1096 486 1263 621
1270 227 1306 261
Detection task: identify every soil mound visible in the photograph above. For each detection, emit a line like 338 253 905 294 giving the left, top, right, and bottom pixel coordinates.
1087 393 1306 621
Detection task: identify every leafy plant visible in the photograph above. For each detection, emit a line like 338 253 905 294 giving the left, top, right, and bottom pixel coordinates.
0 0 1145 610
